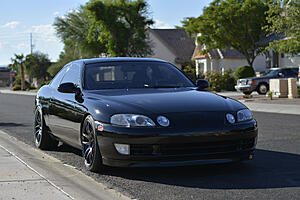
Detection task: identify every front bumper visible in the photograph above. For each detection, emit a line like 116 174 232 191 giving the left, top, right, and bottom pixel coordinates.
96 121 258 167
235 85 256 93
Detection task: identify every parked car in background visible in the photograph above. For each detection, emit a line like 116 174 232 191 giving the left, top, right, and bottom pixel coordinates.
235 67 299 95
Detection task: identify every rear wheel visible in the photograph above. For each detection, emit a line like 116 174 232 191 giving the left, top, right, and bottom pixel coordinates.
257 83 268 95
34 107 58 150
81 115 104 172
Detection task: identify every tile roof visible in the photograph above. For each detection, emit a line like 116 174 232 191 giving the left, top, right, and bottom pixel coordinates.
150 29 195 63
219 47 245 59
257 33 286 46
192 46 244 59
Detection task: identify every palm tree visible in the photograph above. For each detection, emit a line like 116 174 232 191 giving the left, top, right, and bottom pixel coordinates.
11 54 25 91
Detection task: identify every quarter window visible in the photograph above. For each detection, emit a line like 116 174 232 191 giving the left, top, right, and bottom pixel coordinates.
60 63 81 86
49 66 68 89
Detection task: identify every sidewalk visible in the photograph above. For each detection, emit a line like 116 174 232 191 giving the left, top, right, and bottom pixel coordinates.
0 88 37 96
0 145 72 200
0 130 131 200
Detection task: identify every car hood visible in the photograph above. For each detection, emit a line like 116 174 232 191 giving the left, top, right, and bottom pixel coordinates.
84 88 246 115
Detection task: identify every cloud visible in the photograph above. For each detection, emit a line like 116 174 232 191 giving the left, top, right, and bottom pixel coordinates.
53 11 60 16
13 42 26 50
0 42 9 49
32 24 58 42
152 20 173 29
2 21 20 29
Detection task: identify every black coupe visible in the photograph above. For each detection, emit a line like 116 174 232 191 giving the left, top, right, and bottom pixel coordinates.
34 58 258 172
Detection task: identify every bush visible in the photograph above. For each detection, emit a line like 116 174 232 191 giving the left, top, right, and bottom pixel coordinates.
13 77 35 90
40 80 51 88
183 65 197 82
233 65 255 82
205 69 234 92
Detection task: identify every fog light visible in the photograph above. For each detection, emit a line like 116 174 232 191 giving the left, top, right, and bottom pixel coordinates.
114 144 130 155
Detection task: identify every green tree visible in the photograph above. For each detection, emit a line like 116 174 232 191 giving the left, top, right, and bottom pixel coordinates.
24 52 51 80
182 0 270 67
265 0 300 53
54 6 105 58
50 6 105 76
85 0 154 57
11 54 26 91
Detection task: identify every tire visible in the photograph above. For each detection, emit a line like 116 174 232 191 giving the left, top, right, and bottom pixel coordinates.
243 91 252 95
81 115 104 172
257 83 268 95
34 107 58 150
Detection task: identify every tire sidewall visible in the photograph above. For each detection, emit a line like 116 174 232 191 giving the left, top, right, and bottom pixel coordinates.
81 115 103 172
258 84 268 94
34 107 43 148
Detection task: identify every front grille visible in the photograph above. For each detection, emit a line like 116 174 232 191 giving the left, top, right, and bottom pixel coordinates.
130 138 255 156
238 79 248 85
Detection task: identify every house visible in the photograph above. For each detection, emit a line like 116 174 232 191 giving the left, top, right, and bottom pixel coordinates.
192 43 266 76
0 65 11 87
148 29 195 70
259 33 300 68
193 32 300 76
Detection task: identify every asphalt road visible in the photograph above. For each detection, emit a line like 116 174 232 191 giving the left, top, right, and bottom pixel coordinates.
0 93 300 200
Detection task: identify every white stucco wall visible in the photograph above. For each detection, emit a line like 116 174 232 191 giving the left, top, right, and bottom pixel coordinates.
196 54 267 74
148 32 181 69
279 56 300 67
219 59 249 72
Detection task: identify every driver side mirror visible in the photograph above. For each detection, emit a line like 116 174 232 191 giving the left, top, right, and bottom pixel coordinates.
278 72 283 77
58 82 78 93
196 79 209 91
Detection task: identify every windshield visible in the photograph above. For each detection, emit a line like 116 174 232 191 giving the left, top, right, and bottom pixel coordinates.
84 61 195 90
264 69 279 77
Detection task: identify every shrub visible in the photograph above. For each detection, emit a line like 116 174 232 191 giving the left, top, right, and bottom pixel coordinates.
233 65 255 82
183 65 197 82
13 77 34 90
204 69 234 92
12 85 21 91
40 80 51 88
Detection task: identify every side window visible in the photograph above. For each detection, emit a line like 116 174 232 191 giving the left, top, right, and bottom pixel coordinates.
60 63 81 86
49 66 68 89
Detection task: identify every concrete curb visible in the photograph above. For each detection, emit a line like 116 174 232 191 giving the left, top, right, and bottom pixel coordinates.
243 102 300 116
0 89 37 96
0 130 132 200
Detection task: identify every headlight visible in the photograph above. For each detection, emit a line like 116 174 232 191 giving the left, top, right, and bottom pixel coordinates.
110 114 155 127
237 109 253 122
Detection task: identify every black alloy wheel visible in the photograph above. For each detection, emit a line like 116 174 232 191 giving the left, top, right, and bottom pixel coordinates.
81 115 103 172
34 107 58 150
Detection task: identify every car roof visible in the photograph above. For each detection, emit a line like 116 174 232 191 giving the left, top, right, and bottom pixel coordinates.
270 67 298 70
80 57 168 65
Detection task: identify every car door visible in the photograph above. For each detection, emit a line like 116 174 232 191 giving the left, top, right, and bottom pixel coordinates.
44 66 68 126
48 62 83 147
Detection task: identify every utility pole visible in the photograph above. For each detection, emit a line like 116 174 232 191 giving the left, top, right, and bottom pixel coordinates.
30 33 33 54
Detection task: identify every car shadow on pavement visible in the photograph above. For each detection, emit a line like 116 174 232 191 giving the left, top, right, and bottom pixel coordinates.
0 122 25 127
101 149 300 189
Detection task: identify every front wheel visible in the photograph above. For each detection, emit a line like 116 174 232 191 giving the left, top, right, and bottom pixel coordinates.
257 83 268 95
34 107 58 150
81 115 104 172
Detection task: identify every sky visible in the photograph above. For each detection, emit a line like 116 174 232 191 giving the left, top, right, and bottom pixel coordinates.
0 0 212 66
